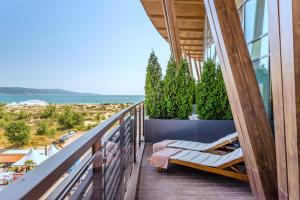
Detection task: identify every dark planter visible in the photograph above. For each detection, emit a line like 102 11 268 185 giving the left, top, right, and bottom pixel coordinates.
145 119 236 143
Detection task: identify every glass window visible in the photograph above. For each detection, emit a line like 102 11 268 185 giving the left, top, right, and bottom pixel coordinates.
215 55 220 65
238 6 244 30
253 57 271 117
248 35 269 60
244 0 268 42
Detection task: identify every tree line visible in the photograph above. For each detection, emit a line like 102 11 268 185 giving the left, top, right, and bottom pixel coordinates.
145 51 232 120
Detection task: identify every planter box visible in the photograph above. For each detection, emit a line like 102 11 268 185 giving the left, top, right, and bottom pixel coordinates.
145 119 236 143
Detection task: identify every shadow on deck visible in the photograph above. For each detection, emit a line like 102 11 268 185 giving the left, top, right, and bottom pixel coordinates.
136 145 255 200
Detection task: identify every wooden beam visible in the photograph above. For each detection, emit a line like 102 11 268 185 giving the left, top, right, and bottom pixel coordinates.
182 51 190 75
187 53 194 78
180 37 203 40
181 43 203 47
269 0 300 199
204 0 277 199
157 27 203 32
197 60 202 78
150 14 204 21
162 0 182 64
193 58 200 80
174 0 204 4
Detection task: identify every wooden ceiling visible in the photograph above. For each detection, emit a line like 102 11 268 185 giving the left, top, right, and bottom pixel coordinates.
141 0 205 60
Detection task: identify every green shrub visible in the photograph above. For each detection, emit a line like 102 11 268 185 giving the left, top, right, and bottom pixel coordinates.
49 128 56 136
0 119 7 128
196 59 217 119
58 107 83 129
214 67 232 119
42 105 56 118
163 57 178 119
196 60 232 119
145 51 164 119
5 121 31 146
176 60 194 119
1 112 12 122
101 116 106 121
36 121 49 135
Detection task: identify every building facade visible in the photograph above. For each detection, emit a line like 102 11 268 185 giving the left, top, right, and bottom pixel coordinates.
205 0 271 118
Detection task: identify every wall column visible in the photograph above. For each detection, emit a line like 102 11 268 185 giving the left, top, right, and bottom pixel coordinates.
269 0 300 199
187 53 194 78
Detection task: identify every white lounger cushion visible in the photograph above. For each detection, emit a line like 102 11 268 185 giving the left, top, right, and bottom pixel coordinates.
170 148 243 167
167 132 238 151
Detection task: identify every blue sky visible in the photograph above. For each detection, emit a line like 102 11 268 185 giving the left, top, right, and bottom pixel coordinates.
0 0 170 95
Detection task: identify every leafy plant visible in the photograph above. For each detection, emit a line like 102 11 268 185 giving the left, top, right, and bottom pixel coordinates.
145 51 164 119
24 159 36 172
17 111 30 120
58 107 83 129
176 60 194 119
5 121 31 146
163 57 178 119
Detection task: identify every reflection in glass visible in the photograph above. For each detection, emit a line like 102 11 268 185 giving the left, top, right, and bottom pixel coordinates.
253 57 271 117
244 0 268 42
248 35 269 60
211 43 216 60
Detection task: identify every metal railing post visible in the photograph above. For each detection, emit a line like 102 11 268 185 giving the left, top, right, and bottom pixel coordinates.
133 108 137 163
119 117 126 199
139 105 142 147
92 140 102 200
142 103 145 139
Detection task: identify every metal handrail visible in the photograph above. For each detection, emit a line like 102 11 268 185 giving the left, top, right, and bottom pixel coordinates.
0 101 144 200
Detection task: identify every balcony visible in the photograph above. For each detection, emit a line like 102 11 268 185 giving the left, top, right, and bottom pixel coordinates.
0 101 254 200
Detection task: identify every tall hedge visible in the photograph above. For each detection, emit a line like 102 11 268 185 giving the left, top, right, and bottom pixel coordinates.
176 60 194 119
196 59 217 119
196 59 232 119
145 51 164 119
163 57 178 119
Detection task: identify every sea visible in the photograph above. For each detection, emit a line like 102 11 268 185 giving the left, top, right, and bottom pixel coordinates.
0 94 145 105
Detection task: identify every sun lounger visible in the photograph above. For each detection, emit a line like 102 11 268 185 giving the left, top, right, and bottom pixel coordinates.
153 132 238 153
151 147 248 182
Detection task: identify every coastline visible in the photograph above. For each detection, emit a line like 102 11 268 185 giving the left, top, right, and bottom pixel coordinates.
0 94 145 105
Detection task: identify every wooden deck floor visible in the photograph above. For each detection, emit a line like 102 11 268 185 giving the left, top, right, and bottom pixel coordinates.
136 145 255 200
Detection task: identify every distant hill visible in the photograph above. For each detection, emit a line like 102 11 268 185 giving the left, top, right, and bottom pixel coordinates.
0 87 98 95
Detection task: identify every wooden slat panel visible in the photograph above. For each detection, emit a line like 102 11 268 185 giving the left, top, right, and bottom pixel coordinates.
270 0 300 199
204 0 277 199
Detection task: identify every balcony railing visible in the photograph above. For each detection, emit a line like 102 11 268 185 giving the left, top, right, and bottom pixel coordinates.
0 101 145 200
